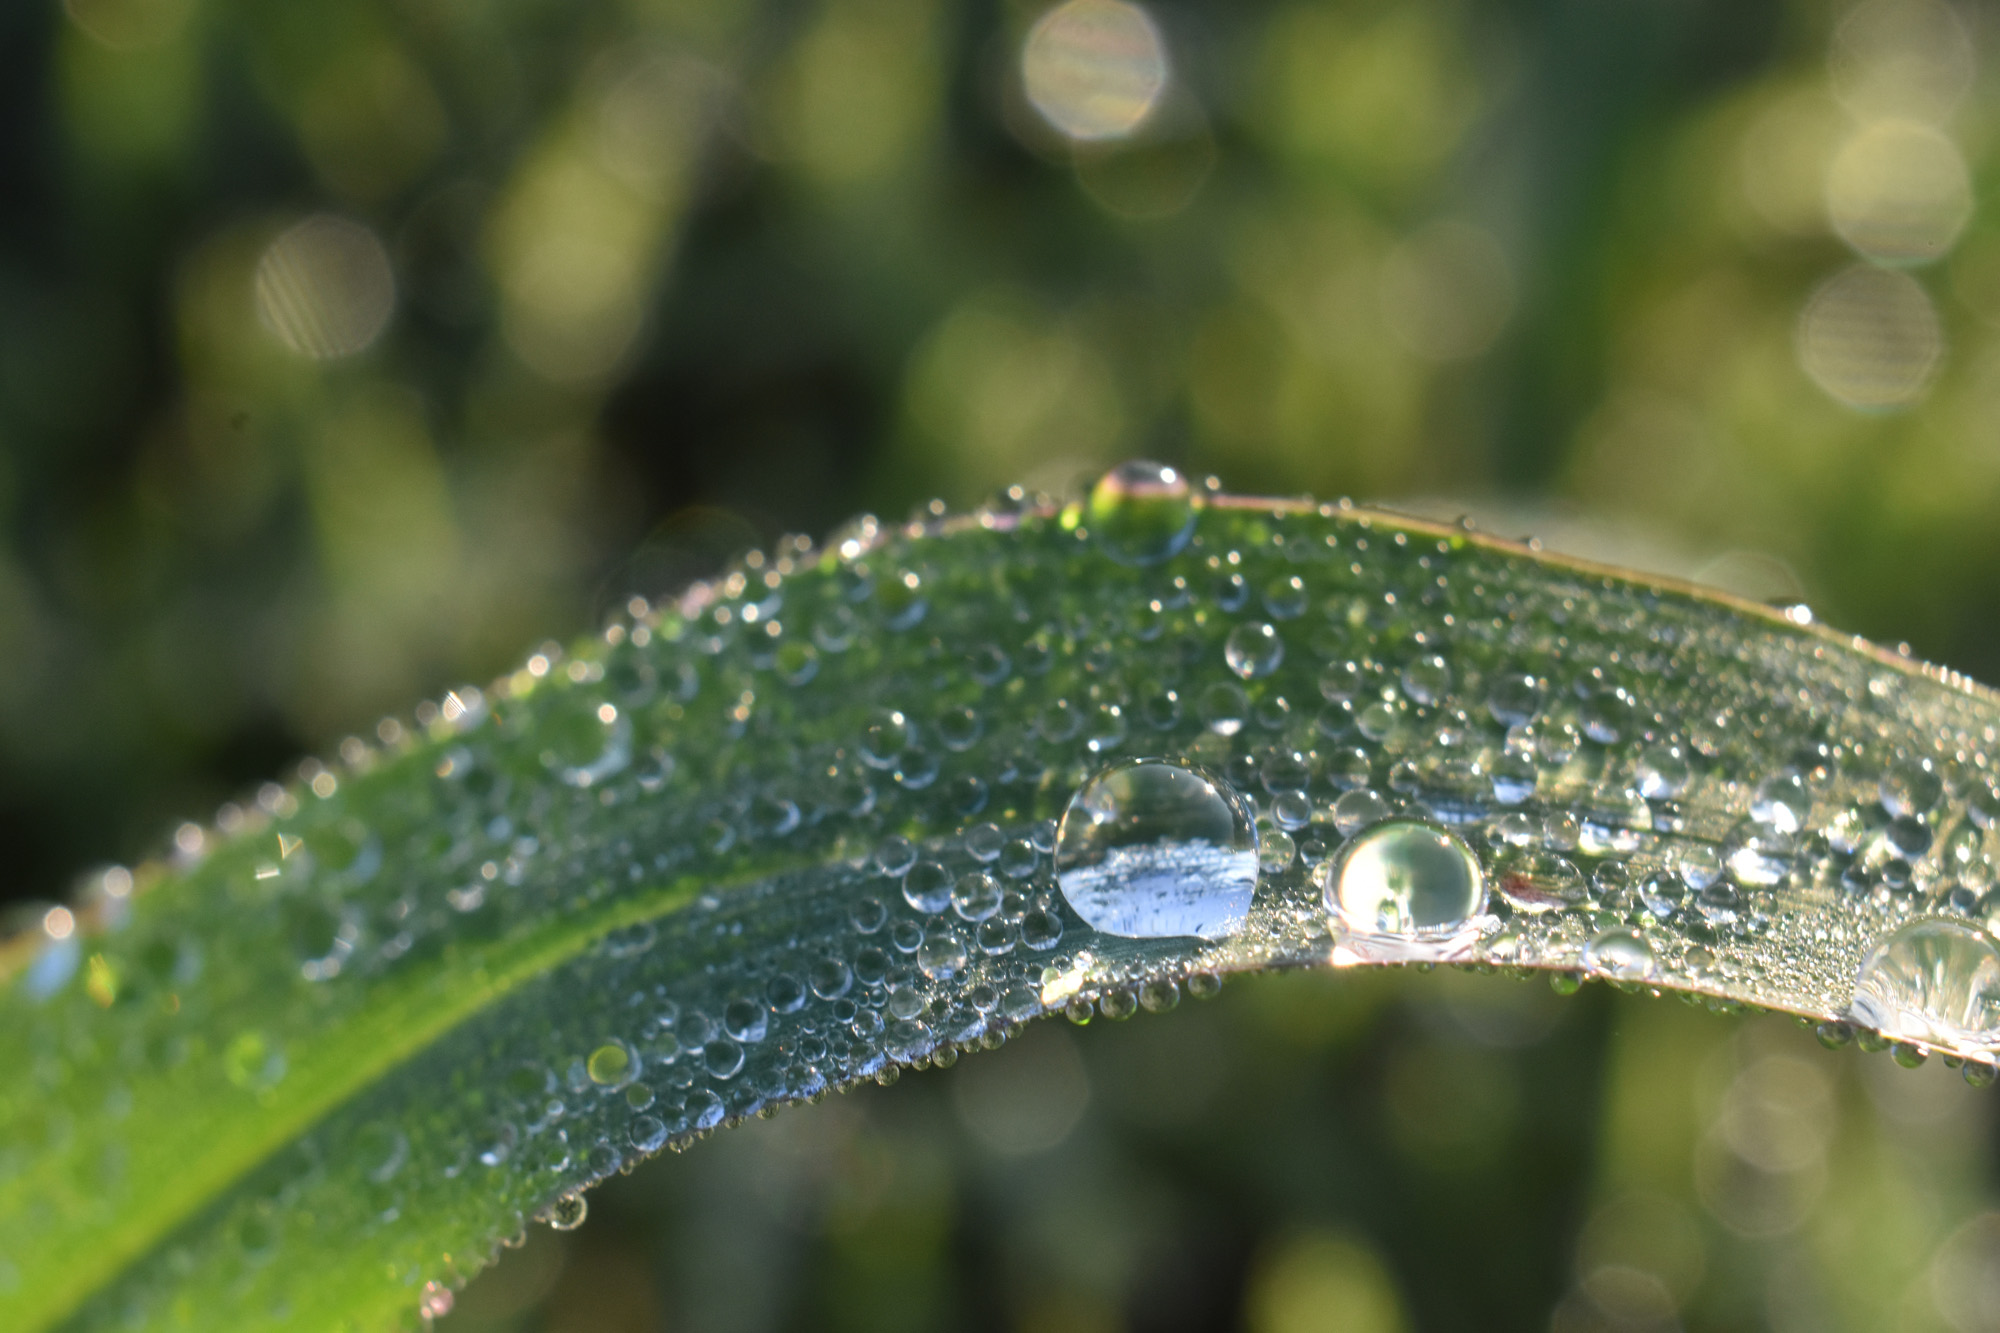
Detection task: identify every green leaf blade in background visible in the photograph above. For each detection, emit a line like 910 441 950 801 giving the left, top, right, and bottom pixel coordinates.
6 472 2000 1332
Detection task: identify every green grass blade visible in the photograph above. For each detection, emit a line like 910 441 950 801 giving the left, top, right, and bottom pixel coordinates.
5 477 1998 1331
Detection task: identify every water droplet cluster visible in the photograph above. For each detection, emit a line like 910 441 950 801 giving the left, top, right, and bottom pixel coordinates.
13 462 2000 1327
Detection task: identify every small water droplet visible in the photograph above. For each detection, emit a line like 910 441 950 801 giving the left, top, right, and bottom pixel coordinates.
1850 918 2000 1053
1491 848 1587 915
1881 758 1944 819
1331 789 1395 836
548 1193 588 1231
1582 929 1655 981
860 709 912 769
952 872 1003 921
1224 622 1284 680
1054 758 1259 940
1486 671 1544 727
903 862 952 914
1088 460 1197 565
918 932 969 980
1635 745 1690 800
1320 819 1487 963
586 1041 637 1089
1399 654 1451 706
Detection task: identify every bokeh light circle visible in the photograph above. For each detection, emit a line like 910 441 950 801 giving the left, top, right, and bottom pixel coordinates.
253 215 397 360
1021 0 1170 143
1796 264 1942 411
1825 119 1970 266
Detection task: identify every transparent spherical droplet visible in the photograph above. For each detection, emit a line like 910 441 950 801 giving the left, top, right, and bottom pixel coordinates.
1318 661 1362 703
1054 757 1258 940
723 998 767 1043
1583 929 1656 981
1747 774 1807 834
1021 909 1064 950
1331 789 1395 837
918 932 969 980
1022 1 1171 144
1320 819 1486 961
859 709 912 768
1486 671 1545 727
1399 654 1451 706
809 957 853 999
1850 918 2000 1052
1491 848 1588 915
952 872 1004 921
586 1040 637 1089
1198 681 1248 735
1224 622 1284 680
704 1038 745 1079
902 861 953 914
1085 460 1196 565
629 1114 669 1154
874 835 917 876
1880 757 1943 818
1635 745 1690 800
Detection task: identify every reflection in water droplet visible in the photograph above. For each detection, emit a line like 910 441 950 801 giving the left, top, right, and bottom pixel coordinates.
1850 918 2000 1052
1319 818 1488 963
1086 460 1197 565
1583 929 1656 981
1055 758 1258 939
1021 0 1171 144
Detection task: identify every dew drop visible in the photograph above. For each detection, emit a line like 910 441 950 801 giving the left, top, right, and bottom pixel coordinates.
1849 918 2000 1053
1054 758 1259 940
548 1193 588 1232
918 932 969 980
586 1041 637 1089
1399 654 1451 706
1582 929 1656 981
1331 789 1395 837
1088 460 1197 566
1486 671 1544 727
902 862 953 914
952 872 1003 921
1224 622 1284 680
1319 819 1487 962
1491 848 1588 915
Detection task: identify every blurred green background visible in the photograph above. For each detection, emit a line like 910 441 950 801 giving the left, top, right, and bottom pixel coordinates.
11 0 2000 1325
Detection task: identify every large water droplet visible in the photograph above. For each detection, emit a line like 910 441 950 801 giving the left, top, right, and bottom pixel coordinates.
1849 918 2000 1053
1087 460 1197 566
1054 758 1259 939
1319 819 1488 963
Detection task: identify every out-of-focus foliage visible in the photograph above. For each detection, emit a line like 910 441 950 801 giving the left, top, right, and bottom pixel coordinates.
10 0 2000 1327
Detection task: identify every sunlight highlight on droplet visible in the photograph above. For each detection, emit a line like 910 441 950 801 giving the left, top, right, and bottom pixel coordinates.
253 215 397 360
1021 0 1170 143
1796 264 1941 410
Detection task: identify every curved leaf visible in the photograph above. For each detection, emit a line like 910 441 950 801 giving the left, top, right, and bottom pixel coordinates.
5 478 1998 1331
